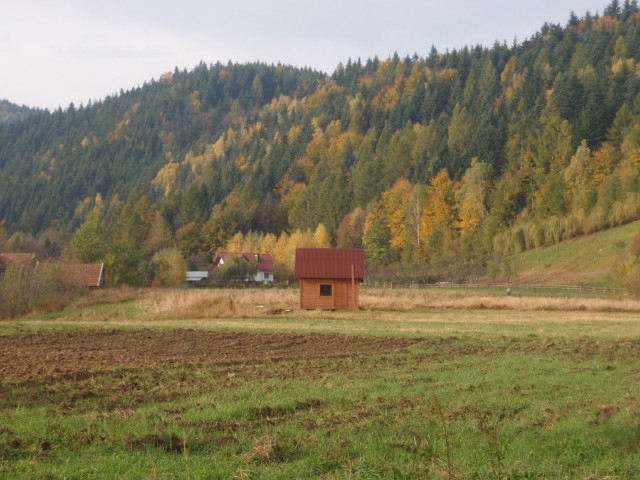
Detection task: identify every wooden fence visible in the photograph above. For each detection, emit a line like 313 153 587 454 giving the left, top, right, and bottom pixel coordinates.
363 282 622 295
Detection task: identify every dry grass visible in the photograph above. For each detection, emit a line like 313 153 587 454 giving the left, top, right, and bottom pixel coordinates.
245 432 282 464
8 285 640 341
359 288 640 313
129 287 640 321
140 288 298 320
69 286 141 309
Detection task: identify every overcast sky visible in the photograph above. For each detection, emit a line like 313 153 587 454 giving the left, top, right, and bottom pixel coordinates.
2 0 608 110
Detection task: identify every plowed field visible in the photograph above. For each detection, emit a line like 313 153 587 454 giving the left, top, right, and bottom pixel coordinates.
2 324 640 479
0 329 423 383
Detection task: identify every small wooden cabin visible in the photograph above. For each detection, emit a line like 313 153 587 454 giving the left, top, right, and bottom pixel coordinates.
295 248 364 310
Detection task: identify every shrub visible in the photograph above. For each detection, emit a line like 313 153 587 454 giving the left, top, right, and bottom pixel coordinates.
212 254 258 283
620 262 640 297
0 260 84 319
150 248 187 287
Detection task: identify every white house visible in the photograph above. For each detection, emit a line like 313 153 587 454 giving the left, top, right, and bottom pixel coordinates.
213 252 275 283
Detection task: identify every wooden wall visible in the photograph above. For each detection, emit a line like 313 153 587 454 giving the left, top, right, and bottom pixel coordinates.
299 279 359 310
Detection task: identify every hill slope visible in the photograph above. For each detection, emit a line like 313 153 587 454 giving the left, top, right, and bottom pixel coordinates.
3 2 640 287
0 99 40 123
508 219 640 287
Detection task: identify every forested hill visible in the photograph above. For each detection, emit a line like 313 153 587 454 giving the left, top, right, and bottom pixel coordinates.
3 1 640 285
0 100 41 123
0 64 323 234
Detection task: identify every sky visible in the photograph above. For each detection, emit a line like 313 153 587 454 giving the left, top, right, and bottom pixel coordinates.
2 0 610 111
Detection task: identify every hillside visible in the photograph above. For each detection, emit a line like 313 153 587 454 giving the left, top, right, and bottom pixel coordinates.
0 99 40 123
507 219 640 287
2 1 640 287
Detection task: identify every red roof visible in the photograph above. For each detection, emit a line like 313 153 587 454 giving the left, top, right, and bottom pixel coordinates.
77 263 105 287
37 262 104 287
295 248 364 281
0 252 35 267
214 252 274 272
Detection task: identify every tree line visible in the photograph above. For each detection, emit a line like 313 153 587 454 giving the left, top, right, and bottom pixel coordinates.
1 1 640 286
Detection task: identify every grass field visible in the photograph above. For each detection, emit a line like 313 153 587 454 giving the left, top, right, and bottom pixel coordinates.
2 288 640 479
505 219 640 287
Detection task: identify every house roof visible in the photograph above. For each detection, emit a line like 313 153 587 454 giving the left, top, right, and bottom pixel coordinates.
78 263 105 287
186 271 209 282
214 252 274 272
294 248 364 281
37 262 104 287
0 252 35 267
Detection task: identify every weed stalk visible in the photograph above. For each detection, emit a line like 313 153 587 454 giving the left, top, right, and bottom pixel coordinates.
431 394 455 480
183 431 190 480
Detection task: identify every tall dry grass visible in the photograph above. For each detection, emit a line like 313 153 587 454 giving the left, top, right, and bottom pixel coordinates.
70 285 141 309
140 288 299 320
129 287 640 320
359 288 640 312
0 260 87 319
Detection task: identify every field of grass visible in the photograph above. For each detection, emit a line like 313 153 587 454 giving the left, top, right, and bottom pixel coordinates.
2 288 640 479
505 219 640 287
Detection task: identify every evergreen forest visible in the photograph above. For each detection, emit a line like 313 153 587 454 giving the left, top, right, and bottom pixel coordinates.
0 100 40 124
2 1 640 285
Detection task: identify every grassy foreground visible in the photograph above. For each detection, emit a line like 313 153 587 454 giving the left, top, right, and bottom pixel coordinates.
1 288 640 479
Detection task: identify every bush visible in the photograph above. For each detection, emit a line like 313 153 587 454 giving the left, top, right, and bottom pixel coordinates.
0 260 84 319
619 262 640 297
212 254 258 283
150 248 187 287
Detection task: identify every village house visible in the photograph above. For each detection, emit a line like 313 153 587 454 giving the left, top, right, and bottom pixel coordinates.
213 252 275 283
1 254 104 288
186 270 209 287
0 252 35 276
294 248 364 310
36 261 105 288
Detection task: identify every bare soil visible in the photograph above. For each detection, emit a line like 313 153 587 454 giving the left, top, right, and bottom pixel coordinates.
3 328 639 415
0 329 424 383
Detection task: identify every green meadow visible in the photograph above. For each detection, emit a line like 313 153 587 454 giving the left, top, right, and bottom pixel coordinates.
1 289 640 479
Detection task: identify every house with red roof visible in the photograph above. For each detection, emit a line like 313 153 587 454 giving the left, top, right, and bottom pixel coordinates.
295 248 364 310
213 252 275 283
1 254 104 288
36 261 105 288
0 252 35 275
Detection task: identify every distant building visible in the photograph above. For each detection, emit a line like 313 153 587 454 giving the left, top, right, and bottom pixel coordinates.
295 248 364 310
0 252 35 276
76 263 105 288
186 271 209 287
36 261 105 288
213 252 275 283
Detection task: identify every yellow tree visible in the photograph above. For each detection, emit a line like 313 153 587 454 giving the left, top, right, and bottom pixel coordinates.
563 140 591 214
534 111 573 174
411 121 438 176
145 211 172 255
259 233 278 256
271 232 292 281
226 232 244 252
405 183 426 249
456 159 490 237
447 103 471 159
240 231 264 253
589 142 619 187
272 229 316 279
313 223 331 248
420 169 456 250
379 179 413 250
